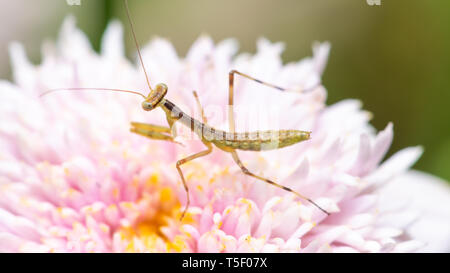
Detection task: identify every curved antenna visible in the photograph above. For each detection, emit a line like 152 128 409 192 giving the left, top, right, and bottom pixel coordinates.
39 87 146 99
124 0 154 92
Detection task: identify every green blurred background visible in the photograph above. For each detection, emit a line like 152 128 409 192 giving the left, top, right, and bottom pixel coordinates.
1 0 449 181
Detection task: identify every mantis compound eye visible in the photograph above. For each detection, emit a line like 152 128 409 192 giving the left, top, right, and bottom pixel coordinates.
142 101 153 111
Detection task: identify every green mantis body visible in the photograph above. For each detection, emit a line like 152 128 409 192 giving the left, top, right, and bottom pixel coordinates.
137 85 311 152
45 0 330 220
131 81 327 220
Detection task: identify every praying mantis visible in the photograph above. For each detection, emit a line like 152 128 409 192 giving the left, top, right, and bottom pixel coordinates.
43 0 330 220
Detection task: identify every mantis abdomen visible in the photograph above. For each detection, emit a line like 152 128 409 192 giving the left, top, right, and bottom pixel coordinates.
211 130 311 151
162 99 311 152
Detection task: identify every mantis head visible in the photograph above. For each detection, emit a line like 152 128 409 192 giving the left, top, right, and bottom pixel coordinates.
142 83 168 111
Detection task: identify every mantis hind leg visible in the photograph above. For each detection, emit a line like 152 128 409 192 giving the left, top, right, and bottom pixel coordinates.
230 150 330 215
176 142 213 220
227 70 319 133
228 70 287 133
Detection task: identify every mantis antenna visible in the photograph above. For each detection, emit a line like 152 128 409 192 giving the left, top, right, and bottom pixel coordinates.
123 0 154 92
39 87 146 99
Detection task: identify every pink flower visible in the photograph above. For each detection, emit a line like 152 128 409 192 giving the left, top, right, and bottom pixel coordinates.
0 17 449 253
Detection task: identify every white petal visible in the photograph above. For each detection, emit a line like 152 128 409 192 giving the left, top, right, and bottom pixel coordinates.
101 20 124 58
364 146 423 189
347 213 375 229
0 209 41 241
393 240 425 253
8 42 36 91
363 240 381 252
289 222 315 240
371 227 403 240
315 198 340 213
312 41 331 76
378 170 450 252
58 16 93 60
141 37 180 84
0 232 24 252
368 122 393 171
186 35 214 64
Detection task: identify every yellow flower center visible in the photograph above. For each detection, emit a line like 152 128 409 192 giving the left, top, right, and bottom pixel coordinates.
115 173 195 252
